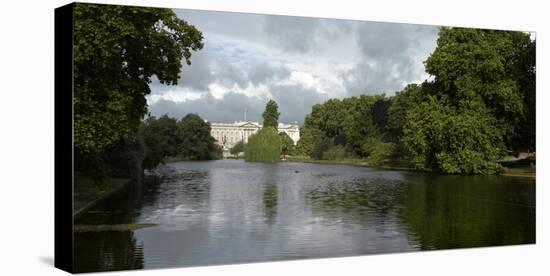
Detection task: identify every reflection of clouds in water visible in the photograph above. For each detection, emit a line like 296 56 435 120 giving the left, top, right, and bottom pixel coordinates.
136 164 212 232
207 165 265 233
140 204 205 232
135 161 418 266
80 160 535 270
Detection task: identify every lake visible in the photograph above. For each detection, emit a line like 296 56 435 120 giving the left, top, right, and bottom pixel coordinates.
74 160 535 272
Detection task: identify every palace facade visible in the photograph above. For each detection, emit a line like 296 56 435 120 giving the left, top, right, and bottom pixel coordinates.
209 121 300 150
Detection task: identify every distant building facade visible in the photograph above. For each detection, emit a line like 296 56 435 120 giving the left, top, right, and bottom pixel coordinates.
208 121 300 150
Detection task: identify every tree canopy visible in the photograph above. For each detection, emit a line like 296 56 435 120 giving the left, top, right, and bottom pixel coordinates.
244 128 281 163
73 3 204 180
262 100 280 128
141 114 221 167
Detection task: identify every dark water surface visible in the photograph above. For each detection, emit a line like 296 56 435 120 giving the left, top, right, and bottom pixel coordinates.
74 160 535 272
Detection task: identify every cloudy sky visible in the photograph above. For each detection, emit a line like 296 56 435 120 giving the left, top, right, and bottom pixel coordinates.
147 9 440 124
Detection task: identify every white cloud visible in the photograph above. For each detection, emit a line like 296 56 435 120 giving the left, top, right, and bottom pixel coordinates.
147 89 204 104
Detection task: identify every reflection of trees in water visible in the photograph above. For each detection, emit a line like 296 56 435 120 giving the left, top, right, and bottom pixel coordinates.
305 178 405 225
74 231 144 273
262 183 278 225
401 174 535 250
75 176 163 225
161 170 211 208
77 169 211 225
74 167 212 272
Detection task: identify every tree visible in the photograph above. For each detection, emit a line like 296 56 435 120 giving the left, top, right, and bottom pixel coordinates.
424 27 535 151
394 27 534 174
371 96 392 137
141 115 179 170
402 96 505 174
279 132 295 156
245 100 283 162
262 100 280 128
386 84 424 142
311 137 333 160
73 3 204 179
230 141 246 156
295 128 325 157
177 114 221 160
244 128 281 162
304 99 348 142
343 95 383 157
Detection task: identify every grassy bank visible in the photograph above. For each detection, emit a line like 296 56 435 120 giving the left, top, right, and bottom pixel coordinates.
499 159 536 178
284 156 415 171
74 176 129 217
285 156 536 178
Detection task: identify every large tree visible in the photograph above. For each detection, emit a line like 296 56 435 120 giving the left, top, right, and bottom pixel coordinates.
402 96 505 174
177 114 221 160
424 27 535 151
141 115 179 170
262 100 280 128
73 3 204 178
244 128 281 163
398 27 535 174
246 100 282 162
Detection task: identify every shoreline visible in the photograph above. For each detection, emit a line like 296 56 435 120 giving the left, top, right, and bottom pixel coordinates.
163 156 535 178
283 157 536 178
73 176 132 219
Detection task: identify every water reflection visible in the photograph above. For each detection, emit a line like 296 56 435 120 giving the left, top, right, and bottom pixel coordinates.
74 231 144 272
263 184 278 225
402 174 536 249
305 178 404 226
74 160 535 272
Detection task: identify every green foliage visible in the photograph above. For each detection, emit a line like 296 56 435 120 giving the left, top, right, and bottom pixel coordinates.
371 97 392 137
386 84 424 141
230 141 245 156
279 132 295 156
425 27 535 151
244 128 281 163
104 132 145 179
177 114 222 160
295 127 325 156
73 3 204 180
311 137 333 160
302 95 389 158
141 115 178 170
140 114 221 169
322 145 347 160
367 142 397 166
341 96 380 156
304 99 348 140
402 97 505 174
262 100 280 128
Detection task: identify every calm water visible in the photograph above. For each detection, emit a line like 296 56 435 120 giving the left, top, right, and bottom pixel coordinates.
74 160 535 272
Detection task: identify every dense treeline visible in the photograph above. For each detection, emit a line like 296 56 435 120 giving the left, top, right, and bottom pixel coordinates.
73 3 205 182
296 27 535 174
142 114 222 170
